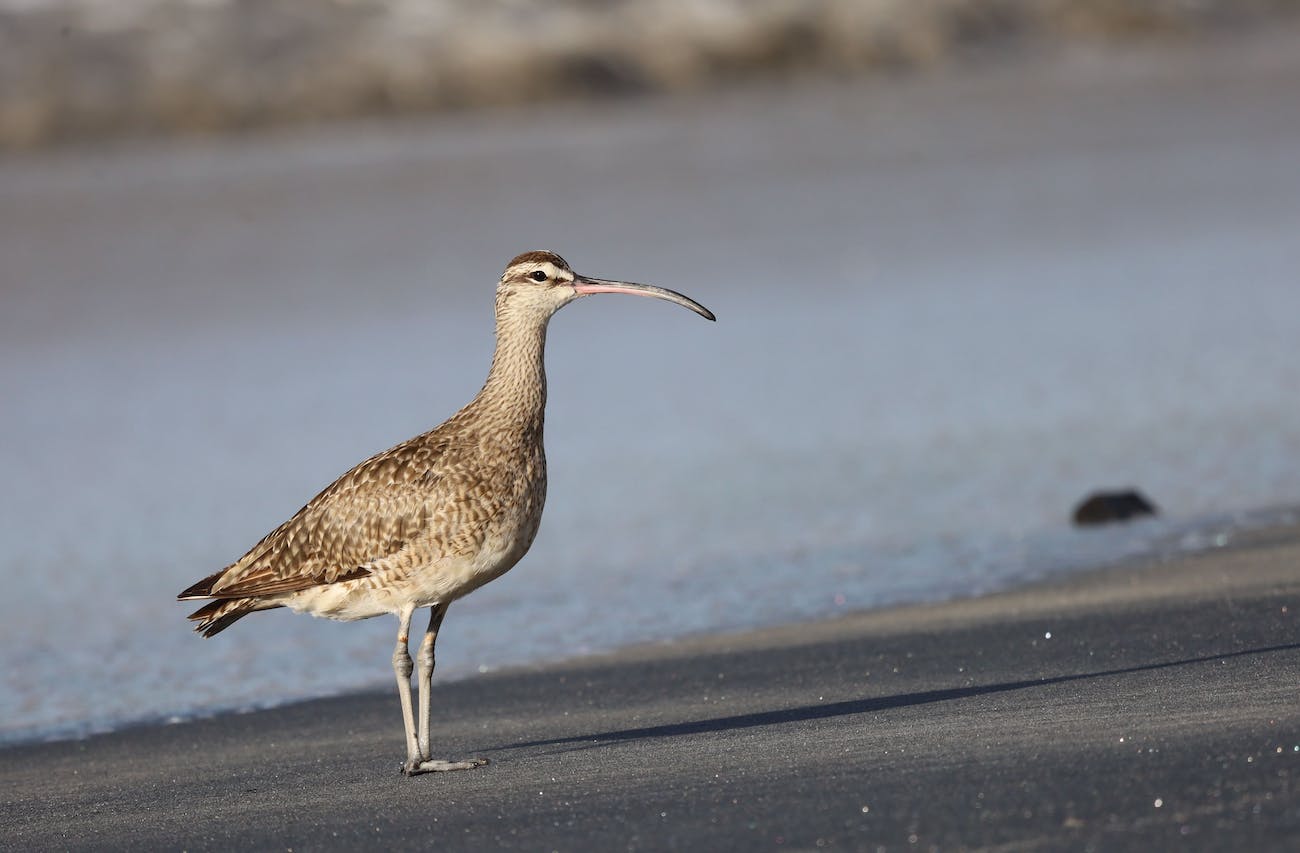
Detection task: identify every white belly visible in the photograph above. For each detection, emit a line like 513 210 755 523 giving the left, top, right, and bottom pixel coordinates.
279 527 534 622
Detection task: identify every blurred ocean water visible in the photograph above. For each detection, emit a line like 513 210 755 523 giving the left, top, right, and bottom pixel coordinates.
2 36 1299 742
6 0 1293 147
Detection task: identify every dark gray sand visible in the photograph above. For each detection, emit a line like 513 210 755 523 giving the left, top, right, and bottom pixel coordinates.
3 529 1298 850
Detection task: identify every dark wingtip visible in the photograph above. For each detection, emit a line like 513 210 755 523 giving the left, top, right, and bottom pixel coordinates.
178 568 225 600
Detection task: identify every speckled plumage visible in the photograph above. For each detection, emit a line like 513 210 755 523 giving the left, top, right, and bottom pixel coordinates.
178 250 713 774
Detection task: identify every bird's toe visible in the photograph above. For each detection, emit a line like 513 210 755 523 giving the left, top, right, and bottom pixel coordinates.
402 757 489 776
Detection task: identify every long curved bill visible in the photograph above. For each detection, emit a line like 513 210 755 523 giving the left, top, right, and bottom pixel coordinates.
574 275 716 321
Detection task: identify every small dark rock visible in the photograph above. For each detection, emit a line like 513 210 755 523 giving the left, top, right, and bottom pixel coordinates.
1072 490 1159 526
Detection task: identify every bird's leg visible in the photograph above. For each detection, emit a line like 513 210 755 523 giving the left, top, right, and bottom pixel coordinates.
416 602 448 759
393 604 421 773
408 602 488 775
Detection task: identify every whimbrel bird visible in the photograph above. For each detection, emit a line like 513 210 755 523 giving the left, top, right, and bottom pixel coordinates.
178 251 713 775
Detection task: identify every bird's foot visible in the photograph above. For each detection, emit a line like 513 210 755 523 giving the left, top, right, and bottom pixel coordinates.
401 757 489 776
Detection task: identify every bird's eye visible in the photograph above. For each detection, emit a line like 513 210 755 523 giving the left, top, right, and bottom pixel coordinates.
529 270 548 283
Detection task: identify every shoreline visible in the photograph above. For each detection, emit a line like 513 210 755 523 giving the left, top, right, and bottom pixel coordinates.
3 503 1294 750
3 519 1297 849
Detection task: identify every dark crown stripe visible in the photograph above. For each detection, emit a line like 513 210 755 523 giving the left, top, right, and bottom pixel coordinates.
506 250 569 270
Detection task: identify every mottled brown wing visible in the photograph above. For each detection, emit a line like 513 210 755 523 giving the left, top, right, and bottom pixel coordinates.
192 434 455 600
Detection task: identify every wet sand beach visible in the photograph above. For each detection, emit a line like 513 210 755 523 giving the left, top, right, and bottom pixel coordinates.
2 526 1297 850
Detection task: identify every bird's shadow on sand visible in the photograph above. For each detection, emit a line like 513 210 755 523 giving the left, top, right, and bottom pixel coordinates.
490 641 1300 755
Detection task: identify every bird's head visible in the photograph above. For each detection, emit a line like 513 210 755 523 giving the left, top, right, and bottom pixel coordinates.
495 250 715 324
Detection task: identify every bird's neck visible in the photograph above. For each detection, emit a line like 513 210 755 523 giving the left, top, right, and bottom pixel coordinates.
470 310 550 431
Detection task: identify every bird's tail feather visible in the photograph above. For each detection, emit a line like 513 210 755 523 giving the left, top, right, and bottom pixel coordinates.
186 598 281 638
